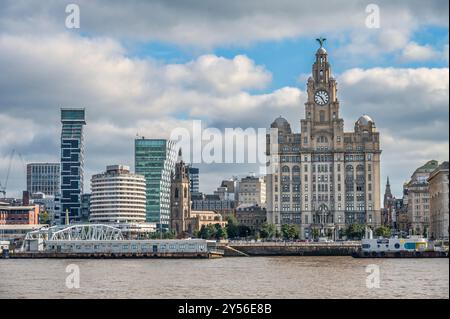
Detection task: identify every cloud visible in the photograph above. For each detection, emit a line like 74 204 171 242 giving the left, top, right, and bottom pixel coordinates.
0 0 448 50
165 54 272 94
381 132 449 193
400 42 442 62
339 67 449 141
0 0 448 199
0 32 302 196
337 66 449 196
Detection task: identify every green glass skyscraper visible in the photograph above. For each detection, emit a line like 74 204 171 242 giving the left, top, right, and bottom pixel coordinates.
135 138 177 231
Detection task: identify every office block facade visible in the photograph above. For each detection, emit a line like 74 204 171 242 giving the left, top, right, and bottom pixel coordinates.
26 163 60 196
135 138 176 230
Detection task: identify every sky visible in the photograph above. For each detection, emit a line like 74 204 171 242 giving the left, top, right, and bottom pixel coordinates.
0 0 448 200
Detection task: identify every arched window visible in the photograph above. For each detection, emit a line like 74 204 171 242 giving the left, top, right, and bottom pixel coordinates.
282 166 290 173
292 165 300 174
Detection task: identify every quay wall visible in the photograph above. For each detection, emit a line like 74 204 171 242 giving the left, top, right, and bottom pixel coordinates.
218 243 361 257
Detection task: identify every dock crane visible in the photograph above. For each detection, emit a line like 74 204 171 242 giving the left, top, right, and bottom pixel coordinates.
0 149 25 198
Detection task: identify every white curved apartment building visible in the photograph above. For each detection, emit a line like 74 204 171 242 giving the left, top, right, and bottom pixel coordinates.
89 165 146 224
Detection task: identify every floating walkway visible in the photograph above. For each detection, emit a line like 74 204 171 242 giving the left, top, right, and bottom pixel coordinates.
8 224 224 259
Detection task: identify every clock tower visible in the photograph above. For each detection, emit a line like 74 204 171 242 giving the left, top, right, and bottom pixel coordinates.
301 38 344 152
266 38 381 240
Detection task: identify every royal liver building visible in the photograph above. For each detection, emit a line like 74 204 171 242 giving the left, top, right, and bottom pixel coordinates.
266 40 381 240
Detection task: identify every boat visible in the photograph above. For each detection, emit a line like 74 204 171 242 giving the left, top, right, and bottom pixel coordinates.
354 236 448 258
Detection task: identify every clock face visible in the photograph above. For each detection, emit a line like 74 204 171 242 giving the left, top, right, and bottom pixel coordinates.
314 90 329 105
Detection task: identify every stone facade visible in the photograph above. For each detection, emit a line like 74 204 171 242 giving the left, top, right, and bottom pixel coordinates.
428 162 449 240
236 204 267 232
170 152 227 236
266 42 381 240
238 176 266 206
405 160 439 236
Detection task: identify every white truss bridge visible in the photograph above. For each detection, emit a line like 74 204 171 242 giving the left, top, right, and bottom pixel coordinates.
24 224 124 242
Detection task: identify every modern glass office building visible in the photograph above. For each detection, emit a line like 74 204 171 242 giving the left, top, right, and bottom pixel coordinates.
26 163 61 196
188 166 200 194
135 138 176 231
59 108 86 225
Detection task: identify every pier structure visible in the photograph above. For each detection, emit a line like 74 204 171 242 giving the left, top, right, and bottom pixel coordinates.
15 224 223 258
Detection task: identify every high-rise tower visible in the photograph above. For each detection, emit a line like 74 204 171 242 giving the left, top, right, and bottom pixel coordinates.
59 108 86 224
135 138 177 231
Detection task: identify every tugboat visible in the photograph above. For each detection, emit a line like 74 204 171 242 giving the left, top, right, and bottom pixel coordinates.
353 228 448 258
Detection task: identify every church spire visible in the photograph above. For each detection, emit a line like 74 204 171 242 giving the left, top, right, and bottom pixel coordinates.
384 176 393 208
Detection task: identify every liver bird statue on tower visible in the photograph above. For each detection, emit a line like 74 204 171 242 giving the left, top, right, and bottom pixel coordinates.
316 37 326 48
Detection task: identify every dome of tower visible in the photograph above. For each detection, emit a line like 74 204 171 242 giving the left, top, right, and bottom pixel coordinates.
271 116 292 133
317 47 327 54
356 114 374 126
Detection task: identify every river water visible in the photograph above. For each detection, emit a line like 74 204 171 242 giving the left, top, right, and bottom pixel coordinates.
0 257 448 299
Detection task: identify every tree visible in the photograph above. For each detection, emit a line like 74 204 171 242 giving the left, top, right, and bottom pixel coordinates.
311 228 320 240
226 215 240 239
226 215 238 225
260 223 276 239
346 224 366 240
39 211 50 224
338 228 345 240
374 226 391 238
147 230 176 239
197 224 221 240
215 225 228 240
198 225 209 239
238 225 251 238
164 230 176 239
281 224 300 240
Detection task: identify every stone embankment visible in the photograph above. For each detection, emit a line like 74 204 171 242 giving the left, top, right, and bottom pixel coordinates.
218 242 360 257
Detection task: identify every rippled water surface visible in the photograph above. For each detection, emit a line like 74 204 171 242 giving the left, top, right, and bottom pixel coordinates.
0 257 448 299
